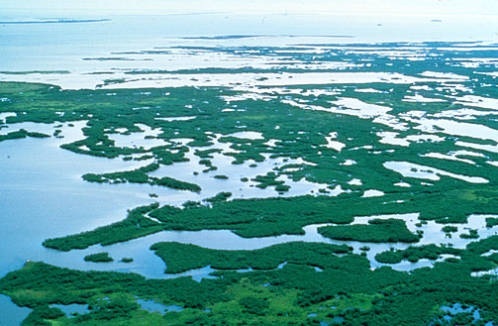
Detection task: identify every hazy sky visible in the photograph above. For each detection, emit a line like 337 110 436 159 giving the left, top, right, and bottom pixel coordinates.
2 0 498 17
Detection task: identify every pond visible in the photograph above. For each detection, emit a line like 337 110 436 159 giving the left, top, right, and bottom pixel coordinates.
50 303 89 318
136 298 183 314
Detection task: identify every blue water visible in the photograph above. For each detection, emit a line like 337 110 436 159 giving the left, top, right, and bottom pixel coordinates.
0 133 161 277
136 298 183 314
1 13 497 72
0 294 31 326
50 303 89 318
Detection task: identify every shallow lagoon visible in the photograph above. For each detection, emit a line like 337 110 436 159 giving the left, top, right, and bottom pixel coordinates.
0 121 345 280
0 122 196 275
1 38 498 280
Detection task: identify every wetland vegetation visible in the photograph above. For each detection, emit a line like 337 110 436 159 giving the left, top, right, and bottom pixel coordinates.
83 252 113 263
1 39 498 325
82 163 202 192
317 219 420 243
2 237 498 325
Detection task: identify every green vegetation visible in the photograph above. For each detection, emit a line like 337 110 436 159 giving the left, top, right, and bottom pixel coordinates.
318 219 420 243
486 217 498 228
43 204 163 251
84 252 113 263
205 191 232 203
213 174 229 180
467 235 498 254
1 80 497 228
375 244 461 264
145 195 431 239
442 225 458 233
0 129 49 142
154 176 201 192
2 235 498 325
2 40 498 324
41 186 497 251
82 163 201 192
44 195 375 251
151 241 352 273
460 229 479 239
252 172 290 193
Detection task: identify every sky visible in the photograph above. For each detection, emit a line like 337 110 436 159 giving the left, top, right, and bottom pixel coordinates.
2 0 498 17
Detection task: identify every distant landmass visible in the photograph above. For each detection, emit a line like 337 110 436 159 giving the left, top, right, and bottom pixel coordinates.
181 34 354 40
0 18 110 24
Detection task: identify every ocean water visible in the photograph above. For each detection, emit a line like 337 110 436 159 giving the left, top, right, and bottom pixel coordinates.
1 13 497 75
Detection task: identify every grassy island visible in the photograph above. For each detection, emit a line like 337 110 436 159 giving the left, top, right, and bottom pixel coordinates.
84 252 114 263
318 219 420 243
